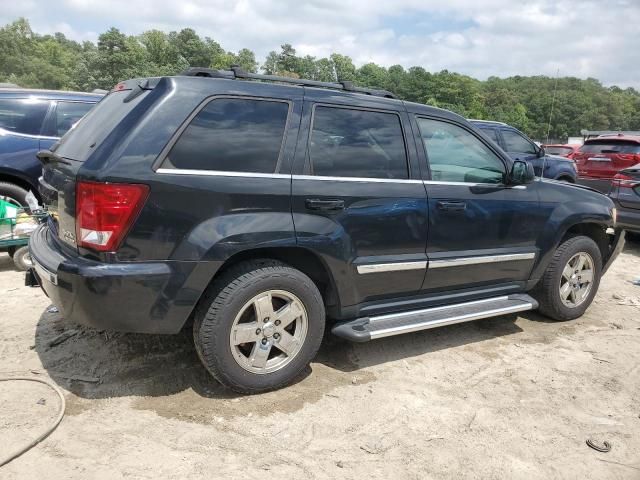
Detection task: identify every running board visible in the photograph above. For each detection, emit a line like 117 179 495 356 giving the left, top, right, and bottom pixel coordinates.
331 294 537 342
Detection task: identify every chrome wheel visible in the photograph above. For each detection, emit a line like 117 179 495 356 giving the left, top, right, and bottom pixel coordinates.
229 290 308 374
559 252 594 308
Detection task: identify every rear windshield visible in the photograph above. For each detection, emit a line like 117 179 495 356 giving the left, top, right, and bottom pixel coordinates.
52 90 149 161
579 140 640 154
545 146 573 156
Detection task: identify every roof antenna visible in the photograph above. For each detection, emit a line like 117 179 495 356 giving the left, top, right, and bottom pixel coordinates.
542 68 560 181
546 68 560 145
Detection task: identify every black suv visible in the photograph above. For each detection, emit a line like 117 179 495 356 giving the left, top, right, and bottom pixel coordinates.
29 68 624 393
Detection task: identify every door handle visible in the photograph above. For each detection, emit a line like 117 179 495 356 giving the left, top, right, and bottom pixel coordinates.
437 201 466 211
305 198 345 211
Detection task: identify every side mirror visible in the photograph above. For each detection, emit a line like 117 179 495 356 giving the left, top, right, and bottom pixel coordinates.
510 160 535 185
537 146 545 158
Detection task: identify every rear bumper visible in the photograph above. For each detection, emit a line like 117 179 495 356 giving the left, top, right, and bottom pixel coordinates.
28 224 206 334
612 204 640 233
576 177 612 194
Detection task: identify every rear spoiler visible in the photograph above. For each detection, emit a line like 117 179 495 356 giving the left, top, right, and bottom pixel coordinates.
111 77 160 103
37 149 71 166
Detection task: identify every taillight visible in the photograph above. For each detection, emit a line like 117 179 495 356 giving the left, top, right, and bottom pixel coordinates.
76 181 149 252
612 172 640 189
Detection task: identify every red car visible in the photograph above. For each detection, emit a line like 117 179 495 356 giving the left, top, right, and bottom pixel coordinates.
543 143 581 159
573 135 640 193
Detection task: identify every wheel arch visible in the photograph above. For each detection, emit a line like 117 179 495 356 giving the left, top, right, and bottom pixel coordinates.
0 170 40 198
196 246 341 318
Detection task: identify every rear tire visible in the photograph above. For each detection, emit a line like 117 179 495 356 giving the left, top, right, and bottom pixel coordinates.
532 235 602 321
0 182 30 207
193 259 325 394
13 246 33 271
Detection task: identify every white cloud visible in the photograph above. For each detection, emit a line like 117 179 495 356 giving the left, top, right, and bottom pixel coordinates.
1 0 639 88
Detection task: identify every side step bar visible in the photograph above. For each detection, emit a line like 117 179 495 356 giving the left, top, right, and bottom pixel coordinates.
331 294 538 342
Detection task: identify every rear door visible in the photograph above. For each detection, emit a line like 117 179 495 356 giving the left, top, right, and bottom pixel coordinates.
291 93 428 308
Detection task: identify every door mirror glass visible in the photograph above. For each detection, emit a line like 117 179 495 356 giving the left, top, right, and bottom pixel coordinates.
510 160 535 184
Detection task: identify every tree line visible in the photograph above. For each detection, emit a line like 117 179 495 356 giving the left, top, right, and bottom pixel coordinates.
1 18 639 141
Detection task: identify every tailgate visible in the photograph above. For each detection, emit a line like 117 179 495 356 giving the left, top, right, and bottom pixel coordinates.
38 152 82 248
575 140 640 179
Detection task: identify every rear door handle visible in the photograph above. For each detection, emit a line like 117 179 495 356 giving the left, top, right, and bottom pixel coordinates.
437 201 466 211
305 198 345 211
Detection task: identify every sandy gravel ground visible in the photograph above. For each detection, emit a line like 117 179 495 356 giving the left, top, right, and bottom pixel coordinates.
0 241 639 479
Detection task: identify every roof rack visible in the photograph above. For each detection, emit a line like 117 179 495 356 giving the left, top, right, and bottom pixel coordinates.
179 66 398 99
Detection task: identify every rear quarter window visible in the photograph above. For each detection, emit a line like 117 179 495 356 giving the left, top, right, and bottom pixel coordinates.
162 98 290 173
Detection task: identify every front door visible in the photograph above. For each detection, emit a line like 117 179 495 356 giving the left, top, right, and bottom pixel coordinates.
291 98 428 309
414 116 544 293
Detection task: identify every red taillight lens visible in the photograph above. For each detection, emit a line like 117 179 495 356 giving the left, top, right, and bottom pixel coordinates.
76 181 149 252
612 173 639 189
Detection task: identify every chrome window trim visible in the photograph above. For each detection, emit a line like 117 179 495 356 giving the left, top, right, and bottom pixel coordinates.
423 180 526 189
357 261 427 274
156 168 291 179
295 174 423 184
156 168 424 184
429 252 535 269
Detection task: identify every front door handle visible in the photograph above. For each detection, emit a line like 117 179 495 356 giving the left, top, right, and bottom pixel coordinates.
305 198 345 211
437 201 466 211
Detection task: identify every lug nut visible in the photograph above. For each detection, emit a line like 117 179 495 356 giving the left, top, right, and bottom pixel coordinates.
274 333 280 339
255 328 261 335
275 320 281 326
261 338 268 345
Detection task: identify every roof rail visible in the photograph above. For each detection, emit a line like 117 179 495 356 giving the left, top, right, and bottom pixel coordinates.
179 66 398 99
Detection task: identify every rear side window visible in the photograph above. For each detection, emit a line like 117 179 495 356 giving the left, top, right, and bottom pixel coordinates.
0 98 49 135
418 118 505 184
164 98 289 173
579 141 640 154
501 129 537 154
54 101 94 137
309 106 408 179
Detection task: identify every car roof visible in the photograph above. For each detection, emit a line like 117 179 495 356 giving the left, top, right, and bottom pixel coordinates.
467 119 509 127
0 88 103 102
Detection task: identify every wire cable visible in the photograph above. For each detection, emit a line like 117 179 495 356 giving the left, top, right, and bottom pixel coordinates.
0 376 66 467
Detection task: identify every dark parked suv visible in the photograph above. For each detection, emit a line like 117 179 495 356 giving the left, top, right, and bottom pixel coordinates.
29 68 624 393
0 88 102 206
469 120 578 182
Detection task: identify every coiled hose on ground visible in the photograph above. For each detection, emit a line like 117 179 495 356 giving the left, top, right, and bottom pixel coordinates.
0 376 66 467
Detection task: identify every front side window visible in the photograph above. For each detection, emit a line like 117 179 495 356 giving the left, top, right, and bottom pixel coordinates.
309 106 408 179
164 98 290 173
418 118 505 184
55 101 94 137
0 98 49 135
501 129 537 154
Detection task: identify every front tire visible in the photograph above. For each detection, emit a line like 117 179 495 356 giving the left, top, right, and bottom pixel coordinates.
532 235 602 321
193 260 325 394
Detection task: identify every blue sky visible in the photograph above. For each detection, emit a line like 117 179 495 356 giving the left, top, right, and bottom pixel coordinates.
2 0 639 88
